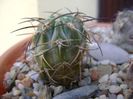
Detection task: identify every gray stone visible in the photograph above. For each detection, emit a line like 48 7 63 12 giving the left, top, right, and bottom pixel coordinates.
99 94 107 99
78 77 91 86
117 94 124 99
108 94 117 99
53 85 98 99
109 73 118 84
89 43 129 64
120 84 128 90
109 85 121 94
26 70 39 81
83 68 90 77
98 82 110 90
53 86 64 96
99 74 109 83
97 64 112 78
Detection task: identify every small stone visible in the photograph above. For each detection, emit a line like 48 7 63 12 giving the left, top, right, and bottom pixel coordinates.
120 84 128 90
21 87 35 97
53 85 98 99
97 64 112 78
83 68 90 77
78 76 91 86
112 65 119 73
109 85 121 94
99 94 107 99
12 87 21 96
98 82 110 90
119 63 129 71
118 71 127 80
17 83 24 90
20 65 30 73
21 77 33 87
108 93 117 99
19 96 23 99
53 86 64 96
98 60 115 65
32 96 37 99
90 67 99 81
33 83 40 91
33 90 40 96
38 85 52 99
10 69 17 78
117 94 124 99
99 74 109 83
15 79 21 83
116 78 123 84
2 92 13 99
89 43 129 64
26 70 39 81
17 73 25 80
109 73 118 84
30 63 40 72
129 54 133 59
13 61 25 69
123 89 132 99
5 79 12 87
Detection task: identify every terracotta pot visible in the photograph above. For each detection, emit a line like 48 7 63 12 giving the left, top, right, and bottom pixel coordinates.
0 36 32 95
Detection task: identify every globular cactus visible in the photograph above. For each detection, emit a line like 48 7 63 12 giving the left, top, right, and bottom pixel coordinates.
13 11 94 87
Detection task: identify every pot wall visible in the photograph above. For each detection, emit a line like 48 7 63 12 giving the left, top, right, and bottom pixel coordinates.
0 36 31 95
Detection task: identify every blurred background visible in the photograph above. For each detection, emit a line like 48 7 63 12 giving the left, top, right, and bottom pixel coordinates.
0 0 133 55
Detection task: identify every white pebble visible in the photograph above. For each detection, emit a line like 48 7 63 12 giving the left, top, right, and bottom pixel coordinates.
20 65 30 73
33 90 40 96
12 87 21 96
99 74 109 83
120 84 128 90
17 83 24 90
26 70 39 81
129 54 133 59
10 69 16 78
83 68 90 77
99 94 107 99
33 83 40 91
109 85 121 94
109 73 118 84
98 82 110 90
117 94 124 99
13 62 24 69
118 71 127 80
15 80 21 86
116 78 123 84
53 86 64 96
32 97 37 99
19 96 23 99
98 60 115 65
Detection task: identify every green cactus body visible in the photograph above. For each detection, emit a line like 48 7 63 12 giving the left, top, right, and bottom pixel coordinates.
32 13 88 86
12 11 92 87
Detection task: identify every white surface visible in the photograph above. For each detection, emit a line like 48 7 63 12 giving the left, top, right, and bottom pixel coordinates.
0 0 38 55
38 0 98 18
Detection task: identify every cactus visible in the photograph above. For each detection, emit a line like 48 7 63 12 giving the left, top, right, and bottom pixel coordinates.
13 10 94 87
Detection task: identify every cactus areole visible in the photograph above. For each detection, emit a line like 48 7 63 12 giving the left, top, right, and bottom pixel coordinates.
14 11 93 87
